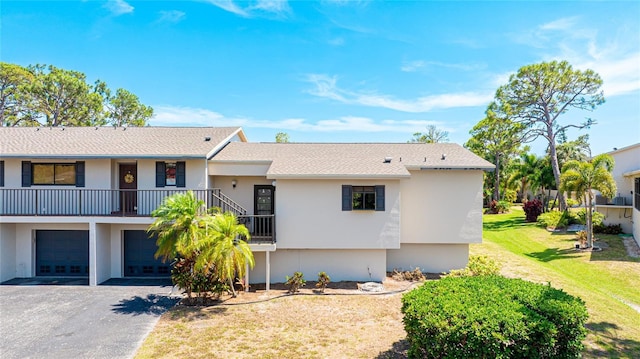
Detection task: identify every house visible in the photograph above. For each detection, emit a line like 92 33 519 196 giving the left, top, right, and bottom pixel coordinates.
0 126 494 287
594 143 640 245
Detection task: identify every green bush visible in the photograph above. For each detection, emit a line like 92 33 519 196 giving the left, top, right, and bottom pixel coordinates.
445 255 501 277
566 198 580 208
593 223 623 234
503 189 518 203
402 276 588 358
487 200 510 214
537 210 572 229
575 209 604 226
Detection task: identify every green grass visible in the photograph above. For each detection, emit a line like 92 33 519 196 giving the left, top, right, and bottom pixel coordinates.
473 207 640 358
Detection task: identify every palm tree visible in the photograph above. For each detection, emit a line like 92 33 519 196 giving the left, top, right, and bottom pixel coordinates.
508 153 541 202
147 191 208 298
147 191 208 261
197 211 254 297
561 154 616 248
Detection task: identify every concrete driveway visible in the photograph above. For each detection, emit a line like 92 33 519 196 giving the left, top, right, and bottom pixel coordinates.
0 278 180 359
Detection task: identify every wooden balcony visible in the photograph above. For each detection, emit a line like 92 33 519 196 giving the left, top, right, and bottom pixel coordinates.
0 188 275 243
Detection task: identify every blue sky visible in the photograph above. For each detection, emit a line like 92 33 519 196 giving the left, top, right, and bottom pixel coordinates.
2 0 639 156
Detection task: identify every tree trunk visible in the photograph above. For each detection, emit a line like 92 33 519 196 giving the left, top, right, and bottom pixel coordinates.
548 138 567 211
586 191 594 248
493 153 500 201
229 277 237 298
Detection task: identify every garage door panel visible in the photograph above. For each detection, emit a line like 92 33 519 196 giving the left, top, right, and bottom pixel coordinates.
124 231 171 277
36 230 89 277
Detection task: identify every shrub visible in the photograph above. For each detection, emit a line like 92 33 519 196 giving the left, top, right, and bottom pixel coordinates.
392 267 426 282
576 230 588 247
402 276 588 359
537 210 572 229
593 223 623 234
503 189 518 203
172 257 229 304
575 209 604 226
285 271 306 294
523 199 543 222
445 255 501 277
316 272 331 293
487 200 510 214
566 198 580 208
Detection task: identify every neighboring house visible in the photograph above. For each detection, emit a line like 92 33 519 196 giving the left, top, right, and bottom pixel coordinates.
0 127 494 286
594 143 640 245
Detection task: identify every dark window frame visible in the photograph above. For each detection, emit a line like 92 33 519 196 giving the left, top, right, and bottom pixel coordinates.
156 161 185 188
342 185 385 212
30 163 80 186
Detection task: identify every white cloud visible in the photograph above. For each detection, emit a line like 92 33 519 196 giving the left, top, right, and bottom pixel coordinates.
513 16 640 97
104 0 133 16
158 10 186 24
203 0 290 18
151 105 443 133
305 74 492 112
400 60 425 72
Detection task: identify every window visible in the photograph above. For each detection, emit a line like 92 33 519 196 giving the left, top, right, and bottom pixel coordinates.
33 164 76 185
342 185 385 211
156 161 186 188
165 162 177 186
635 178 640 211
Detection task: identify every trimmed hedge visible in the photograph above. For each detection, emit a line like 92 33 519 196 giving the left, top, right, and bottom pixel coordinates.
402 276 588 358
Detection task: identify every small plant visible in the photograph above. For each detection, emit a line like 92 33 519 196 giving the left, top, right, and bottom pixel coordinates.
393 267 426 281
503 189 518 203
486 200 510 214
566 198 580 207
316 272 331 293
576 230 588 248
285 271 306 294
523 199 543 222
445 255 500 277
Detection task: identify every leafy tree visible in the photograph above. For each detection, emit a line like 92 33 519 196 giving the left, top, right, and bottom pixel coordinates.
466 104 525 201
275 132 290 143
560 154 616 248
1 62 152 127
409 124 449 143
494 60 604 210
507 152 542 202
27 64 105 127
104 88 153 127
0 62 37 126
555 134 591 167
197 211 254 297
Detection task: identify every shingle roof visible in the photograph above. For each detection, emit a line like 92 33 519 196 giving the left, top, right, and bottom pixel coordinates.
212 142 494 178
0 127 244 159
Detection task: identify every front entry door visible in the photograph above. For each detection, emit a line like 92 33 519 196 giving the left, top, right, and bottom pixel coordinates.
254 185 275 238
119 164 137 213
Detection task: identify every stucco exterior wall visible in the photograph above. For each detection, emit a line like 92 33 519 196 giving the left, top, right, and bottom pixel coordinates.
598 207 633 233
1 158 112 189
94 223 111 284
400 170 484 244
210 175 273 213
0 223 17 282
250 249 387 283
386 243 469 273
275 179 400 249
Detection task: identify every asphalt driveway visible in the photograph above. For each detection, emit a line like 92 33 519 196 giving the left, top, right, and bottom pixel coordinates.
0 278 179 359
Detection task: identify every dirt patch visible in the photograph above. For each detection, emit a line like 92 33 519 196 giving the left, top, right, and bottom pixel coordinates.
136 276 425 359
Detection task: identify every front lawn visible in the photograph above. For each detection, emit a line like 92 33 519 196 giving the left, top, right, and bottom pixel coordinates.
475 206 640 357
135 207 640 358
